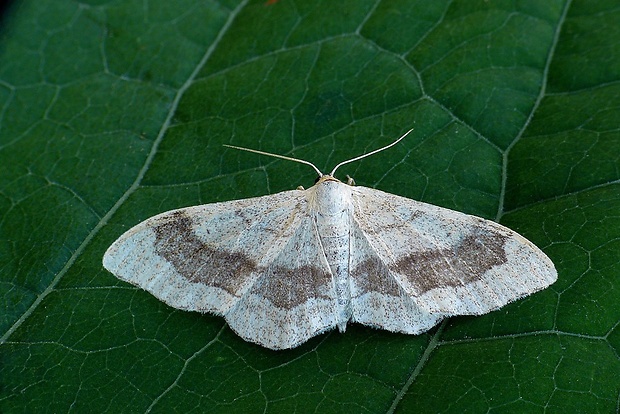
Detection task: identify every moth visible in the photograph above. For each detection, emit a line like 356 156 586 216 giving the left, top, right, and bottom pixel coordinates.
103 130 557 350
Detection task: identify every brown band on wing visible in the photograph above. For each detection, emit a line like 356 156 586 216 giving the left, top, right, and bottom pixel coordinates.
392 229 510 294
153 210 258 296
250 264 334 310
153 210 333 309
351 255 403 297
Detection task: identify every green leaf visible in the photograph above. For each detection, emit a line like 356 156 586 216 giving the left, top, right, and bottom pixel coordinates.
1 0 619 412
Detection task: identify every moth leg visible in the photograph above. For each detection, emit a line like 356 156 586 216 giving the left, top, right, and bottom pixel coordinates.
296 185 305 190
346 175 356 186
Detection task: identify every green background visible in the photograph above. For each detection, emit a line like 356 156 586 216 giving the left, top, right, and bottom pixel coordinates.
1 0 619 412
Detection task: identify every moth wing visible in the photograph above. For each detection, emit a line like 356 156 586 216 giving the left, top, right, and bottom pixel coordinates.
349 186 557 328
103 189 338 350
348 220 444 334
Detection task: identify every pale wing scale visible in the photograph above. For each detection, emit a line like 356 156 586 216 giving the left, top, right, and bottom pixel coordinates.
226 215 338 349
348 221 444 333
350 186 557 316
103 189 338 349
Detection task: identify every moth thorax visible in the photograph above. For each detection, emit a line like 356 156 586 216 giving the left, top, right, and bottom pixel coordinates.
313 180 353 216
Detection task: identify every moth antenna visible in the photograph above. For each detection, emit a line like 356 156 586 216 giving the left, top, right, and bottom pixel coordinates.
223 144 324 177
330 128 413 176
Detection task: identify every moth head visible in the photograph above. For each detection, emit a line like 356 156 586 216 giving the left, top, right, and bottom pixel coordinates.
315 175 340 184
310 175 353 214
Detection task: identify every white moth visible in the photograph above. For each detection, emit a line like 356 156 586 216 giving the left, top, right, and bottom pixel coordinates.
103 130 557 350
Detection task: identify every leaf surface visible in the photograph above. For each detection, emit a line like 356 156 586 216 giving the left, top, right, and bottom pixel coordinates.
1 0 619 412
